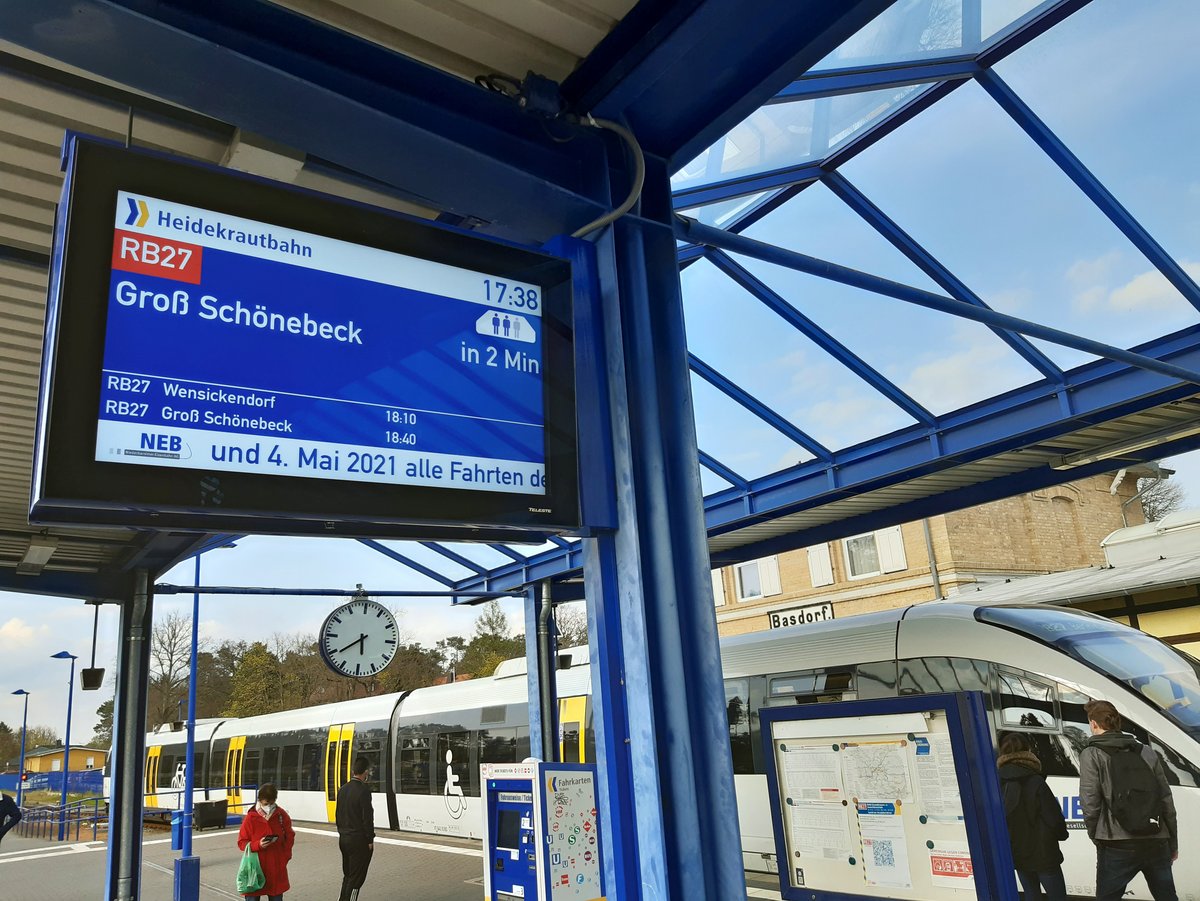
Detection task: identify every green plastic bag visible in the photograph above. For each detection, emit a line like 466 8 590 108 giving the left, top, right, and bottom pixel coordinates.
237 847 266 894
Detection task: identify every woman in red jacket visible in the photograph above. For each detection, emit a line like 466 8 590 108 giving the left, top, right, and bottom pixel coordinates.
237 783 295 900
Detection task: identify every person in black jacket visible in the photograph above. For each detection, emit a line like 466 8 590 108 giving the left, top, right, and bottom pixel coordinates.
335 757 375 901
997 732 1068 901
0 792 21 846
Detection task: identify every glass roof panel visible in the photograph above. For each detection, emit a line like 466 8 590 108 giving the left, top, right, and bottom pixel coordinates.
682 257 913 453
809 0 1057 70
812 0 969 70
678 191 773 228
993 0 1200 288
737 184 1043 415
836 78 1200 370
671 84 932 192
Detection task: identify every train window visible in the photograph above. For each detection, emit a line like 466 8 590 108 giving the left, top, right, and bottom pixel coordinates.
899 657 989 695
301 743 321 792
1058 691 1200 788
768 669 854 705
193 753 206 788
437 732 475 798
261 748 279 786
243 748 261 788
726 679 754 775
325 741 338 801
514 727 531 762
480 728 517 764
856 661 898 699
995 667 1059 732
278 746 299 791
562 722 581 762
584 725 595 765
210 744 227 789
158 755 175 788
399 737 432 794
357 738 383 792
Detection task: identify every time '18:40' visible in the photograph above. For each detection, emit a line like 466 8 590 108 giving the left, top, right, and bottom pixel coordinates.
386 431 417 446
484 279 539 311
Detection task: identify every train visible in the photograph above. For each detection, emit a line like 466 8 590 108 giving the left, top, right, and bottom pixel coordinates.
139 598 1200 899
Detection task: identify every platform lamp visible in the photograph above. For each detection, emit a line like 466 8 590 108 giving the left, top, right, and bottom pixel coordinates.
51 651 77 841
11 689 29 807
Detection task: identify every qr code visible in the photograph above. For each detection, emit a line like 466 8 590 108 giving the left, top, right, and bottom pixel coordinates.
871 840 895 868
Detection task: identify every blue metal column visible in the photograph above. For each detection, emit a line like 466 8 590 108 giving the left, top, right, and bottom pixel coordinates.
105 571 153 901
580 155 743 897
524 581 560 762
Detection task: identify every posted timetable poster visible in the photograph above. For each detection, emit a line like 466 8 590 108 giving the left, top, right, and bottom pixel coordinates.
98 192 548 496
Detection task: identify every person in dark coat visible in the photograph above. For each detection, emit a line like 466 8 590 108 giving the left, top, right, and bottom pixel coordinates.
997 732 1068 901
237 783 295 900
0 792 21 846
336 757 375 901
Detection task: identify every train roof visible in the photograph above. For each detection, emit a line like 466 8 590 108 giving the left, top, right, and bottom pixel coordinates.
399 664 592 718
717 607 904 677
213 691 404 738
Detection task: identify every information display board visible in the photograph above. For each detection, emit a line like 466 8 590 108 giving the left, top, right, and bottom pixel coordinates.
760 693 1016 901
32 136 579 538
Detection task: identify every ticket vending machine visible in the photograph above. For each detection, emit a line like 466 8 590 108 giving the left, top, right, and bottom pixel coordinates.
481 762 605 901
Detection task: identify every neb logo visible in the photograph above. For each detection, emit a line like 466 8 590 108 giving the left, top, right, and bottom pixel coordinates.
124 197 149 227
140 433 181 452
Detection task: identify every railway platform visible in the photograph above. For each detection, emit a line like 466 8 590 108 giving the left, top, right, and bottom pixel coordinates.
0 823 785 900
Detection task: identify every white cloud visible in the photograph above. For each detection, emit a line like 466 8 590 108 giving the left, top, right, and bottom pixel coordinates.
902 341 1019 413
1069 258 1200 315
0 617 43 643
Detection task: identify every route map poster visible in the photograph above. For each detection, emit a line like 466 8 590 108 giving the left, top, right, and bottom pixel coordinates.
99 192 547 494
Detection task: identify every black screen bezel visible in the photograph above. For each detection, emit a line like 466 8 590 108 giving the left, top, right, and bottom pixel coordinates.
31 137 579 538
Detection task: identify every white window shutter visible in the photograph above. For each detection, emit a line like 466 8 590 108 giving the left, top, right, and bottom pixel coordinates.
759 556 782 596
711 569 727 606
877 526 907 573
807 543 834 586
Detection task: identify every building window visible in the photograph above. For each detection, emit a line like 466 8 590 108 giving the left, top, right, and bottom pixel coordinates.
86 756 95 769
842 526 907 579
735 556 782 601
51 759 62 772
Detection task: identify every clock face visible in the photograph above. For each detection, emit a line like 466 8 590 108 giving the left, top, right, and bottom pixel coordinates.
319 599 398 678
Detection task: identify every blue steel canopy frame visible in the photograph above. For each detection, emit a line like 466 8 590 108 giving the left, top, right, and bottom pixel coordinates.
758 692 1016 901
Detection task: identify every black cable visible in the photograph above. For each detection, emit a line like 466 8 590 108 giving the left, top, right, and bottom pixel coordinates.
570 116 645 240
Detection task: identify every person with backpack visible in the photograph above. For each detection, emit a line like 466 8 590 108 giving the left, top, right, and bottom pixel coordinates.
997 732 1069 900
1079 699 1178 901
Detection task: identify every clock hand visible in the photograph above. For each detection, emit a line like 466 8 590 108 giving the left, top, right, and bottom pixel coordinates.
336 633 367 654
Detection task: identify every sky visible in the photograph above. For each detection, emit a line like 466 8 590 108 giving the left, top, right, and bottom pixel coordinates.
4 0 1200 744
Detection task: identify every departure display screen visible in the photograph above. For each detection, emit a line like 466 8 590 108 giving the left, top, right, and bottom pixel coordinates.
32 137 579 538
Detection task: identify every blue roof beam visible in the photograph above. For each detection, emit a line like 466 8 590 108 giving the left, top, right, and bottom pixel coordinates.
697 450 750 491
419 542 486 575
357 539 455 588
978 69 1200 315
707 249 936 426
688 353 833 461
453 326 1200 595
772 57 980 104
675 216 1200 386
822 171 1064 382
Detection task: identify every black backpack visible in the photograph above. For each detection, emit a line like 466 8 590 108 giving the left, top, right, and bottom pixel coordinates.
1101 744 1162 836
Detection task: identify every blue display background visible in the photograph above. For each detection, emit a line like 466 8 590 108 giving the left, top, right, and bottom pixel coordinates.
99 243 545 463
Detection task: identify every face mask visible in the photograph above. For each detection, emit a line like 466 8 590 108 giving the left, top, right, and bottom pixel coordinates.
258 802 276 817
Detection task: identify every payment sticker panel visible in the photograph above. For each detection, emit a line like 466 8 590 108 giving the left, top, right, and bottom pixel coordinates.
482 762 604 901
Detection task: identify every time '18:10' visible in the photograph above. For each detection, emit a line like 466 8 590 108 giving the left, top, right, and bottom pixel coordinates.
386 410 417 425
484 279 539 311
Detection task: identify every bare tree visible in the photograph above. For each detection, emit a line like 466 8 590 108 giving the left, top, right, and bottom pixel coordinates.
554 603 589 649
1138 469 1188 522
148 611 195 728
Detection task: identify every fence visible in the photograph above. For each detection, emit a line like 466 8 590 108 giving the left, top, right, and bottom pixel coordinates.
17 771 104 795
14 797 106 843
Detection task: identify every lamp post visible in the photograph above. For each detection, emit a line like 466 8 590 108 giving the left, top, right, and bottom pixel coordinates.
51 651 77 841
182 551 201 860
11 690 29 807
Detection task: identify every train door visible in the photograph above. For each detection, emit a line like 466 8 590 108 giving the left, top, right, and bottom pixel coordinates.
324 723 354 822
558 696 587 762
144 746 162 808
224 736 247 814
